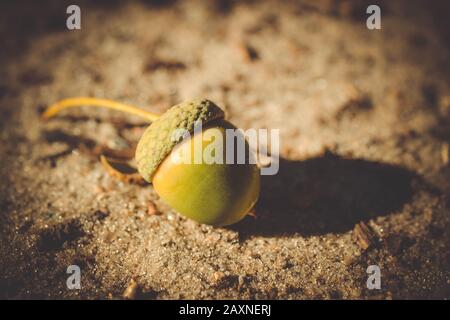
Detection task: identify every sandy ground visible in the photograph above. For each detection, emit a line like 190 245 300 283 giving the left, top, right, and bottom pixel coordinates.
0 0 449 299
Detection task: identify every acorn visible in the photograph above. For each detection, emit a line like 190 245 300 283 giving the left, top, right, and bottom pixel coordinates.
43 97 260 226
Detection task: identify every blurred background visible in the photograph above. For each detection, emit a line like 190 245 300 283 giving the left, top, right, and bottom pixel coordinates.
0 0 449 299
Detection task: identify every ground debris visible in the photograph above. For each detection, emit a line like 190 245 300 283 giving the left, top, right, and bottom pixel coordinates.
144 59 186 72
335 90 373 120
442 143 449 165
122 279 140 299
122 279 159 300
100 155 146 185
352 222 377 251
236 41 259 62
147 201 160 216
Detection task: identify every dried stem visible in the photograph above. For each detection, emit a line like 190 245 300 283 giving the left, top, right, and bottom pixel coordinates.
42 97 160 122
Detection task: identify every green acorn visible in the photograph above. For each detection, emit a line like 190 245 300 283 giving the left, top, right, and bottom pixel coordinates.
44 97 260 226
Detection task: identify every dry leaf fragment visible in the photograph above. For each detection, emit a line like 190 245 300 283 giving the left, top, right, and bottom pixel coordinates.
352 222 376 251
123 279 140 299
441 143 449 165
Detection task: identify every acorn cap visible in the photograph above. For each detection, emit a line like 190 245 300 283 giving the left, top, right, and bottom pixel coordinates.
135 98 225 182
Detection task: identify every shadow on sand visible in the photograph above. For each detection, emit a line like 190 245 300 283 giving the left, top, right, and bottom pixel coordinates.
231 152 417 238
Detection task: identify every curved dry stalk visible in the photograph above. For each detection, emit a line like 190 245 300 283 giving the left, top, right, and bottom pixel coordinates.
42 97 160 122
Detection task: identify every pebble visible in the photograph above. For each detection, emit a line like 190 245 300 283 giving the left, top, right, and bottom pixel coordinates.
122 279 139 299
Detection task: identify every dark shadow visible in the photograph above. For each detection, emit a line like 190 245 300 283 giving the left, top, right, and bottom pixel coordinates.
40 129 136 162
231 152 417 238
140 0 178 8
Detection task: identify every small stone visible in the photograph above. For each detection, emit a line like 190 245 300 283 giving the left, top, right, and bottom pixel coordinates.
441 143 449 165
122 279 140 299
212 271 225 284
236 41 259 62
238 275 245 289
343 254 354 266
147 201 159 216
352 222 376 251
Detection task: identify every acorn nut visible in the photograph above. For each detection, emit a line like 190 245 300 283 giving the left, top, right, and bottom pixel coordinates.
43 97 260 226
